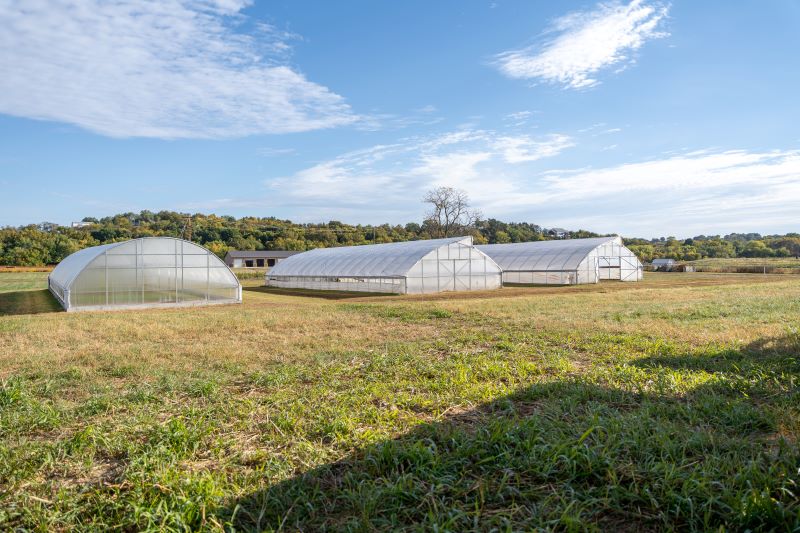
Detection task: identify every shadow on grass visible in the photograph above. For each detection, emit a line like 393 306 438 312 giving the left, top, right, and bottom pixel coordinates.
219 335 800 531
0 289 63 316
244 286 396 301
634 333 800 374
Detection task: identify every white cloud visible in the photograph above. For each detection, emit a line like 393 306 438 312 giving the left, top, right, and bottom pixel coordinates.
541 150 800 198
0 0 356 138
508 149 800 236
494 0 668 89
355 108 445 132
269 145 799 236
258 147 297 157
493 134 575 163
413 152 494 188
267 129 574 216
506 111 534 121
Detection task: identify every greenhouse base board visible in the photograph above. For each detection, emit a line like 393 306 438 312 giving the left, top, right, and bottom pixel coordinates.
57 297 242 313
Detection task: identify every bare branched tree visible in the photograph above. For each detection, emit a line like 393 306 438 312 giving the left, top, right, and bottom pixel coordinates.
423 186 482 238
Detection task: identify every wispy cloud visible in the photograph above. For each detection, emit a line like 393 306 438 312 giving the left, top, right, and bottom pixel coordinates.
0 0 356 139
258 147 297 157
493 0 669 89
268 129 574 213
268 143 798 236
503 110 540 128
493 134 575 163
355 107 445 132
505 149 800 235
541 150 800 198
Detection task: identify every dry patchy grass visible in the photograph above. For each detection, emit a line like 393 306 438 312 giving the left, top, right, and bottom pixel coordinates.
0 272 798 531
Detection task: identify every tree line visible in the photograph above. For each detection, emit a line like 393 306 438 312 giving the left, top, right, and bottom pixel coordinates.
1 210 797 267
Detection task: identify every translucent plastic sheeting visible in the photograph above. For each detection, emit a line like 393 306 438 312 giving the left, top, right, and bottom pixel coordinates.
477 236 643 285
48 238 242 311
267 236 503 294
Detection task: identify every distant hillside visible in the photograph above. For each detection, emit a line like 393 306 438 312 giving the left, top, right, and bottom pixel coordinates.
0 210 797 266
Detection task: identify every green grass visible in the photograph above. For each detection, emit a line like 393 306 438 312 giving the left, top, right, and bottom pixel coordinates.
0 272 798 531
232 268 269 281
0 271 51 292
688 257 800 274
0 272 62 316
689 257 800 267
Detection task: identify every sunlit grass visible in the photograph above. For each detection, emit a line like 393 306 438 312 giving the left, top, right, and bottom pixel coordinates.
0 272 798 530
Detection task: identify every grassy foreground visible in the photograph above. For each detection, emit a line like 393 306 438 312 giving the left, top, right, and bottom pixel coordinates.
0 272 798 531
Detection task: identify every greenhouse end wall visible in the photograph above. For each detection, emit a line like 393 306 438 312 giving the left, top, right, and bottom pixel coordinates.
403 240 502 294
594 240 644 281
48 238 242 312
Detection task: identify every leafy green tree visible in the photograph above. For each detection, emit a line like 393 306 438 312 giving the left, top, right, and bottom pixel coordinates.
495 230 511 243
0 209 797 267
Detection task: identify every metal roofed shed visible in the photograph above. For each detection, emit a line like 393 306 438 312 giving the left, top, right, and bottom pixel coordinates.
224 250 300 268
266 236 502 294
477 236 643 285
651 258 677 271
48 237 242 312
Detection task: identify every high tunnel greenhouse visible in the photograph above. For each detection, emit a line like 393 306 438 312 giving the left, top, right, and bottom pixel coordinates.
266 236 502 294
48 237 242 312
476 236 643 285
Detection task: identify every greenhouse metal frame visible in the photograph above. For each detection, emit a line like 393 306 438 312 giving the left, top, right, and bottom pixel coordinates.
476 236 643 285
48 237 242 312
266 236 502 294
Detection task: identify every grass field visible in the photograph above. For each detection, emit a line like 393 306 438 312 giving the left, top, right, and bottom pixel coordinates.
689 257 800 268
0 272 798 531
231 268 269 281
687 257 800 274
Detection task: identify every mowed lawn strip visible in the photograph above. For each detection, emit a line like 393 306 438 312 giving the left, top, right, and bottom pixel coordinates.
0 272 798 531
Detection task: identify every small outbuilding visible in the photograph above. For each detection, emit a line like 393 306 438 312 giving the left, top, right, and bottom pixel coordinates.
266 236 502 294
224 250 300 269
546 228 569 239
651 258 677 271
48 237 242 312
477 236 643 285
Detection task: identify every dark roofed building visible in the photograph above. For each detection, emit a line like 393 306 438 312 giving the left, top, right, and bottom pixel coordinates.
547 228 569 239
651 258 677 271
224 250 301 268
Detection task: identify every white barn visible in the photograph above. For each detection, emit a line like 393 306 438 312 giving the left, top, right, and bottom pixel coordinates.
48 237 242 312
266 236 502 294
476 236 643 285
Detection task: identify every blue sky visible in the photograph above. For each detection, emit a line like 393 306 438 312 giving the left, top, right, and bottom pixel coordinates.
1 0 799 238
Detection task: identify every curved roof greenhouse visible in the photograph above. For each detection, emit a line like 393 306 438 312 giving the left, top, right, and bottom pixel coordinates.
267 236 502 294
476 236 642 285
48 237 242 311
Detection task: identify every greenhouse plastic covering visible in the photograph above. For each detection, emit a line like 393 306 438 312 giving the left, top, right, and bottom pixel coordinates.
48 238 242 311
477 236 643 285
267 236 502 294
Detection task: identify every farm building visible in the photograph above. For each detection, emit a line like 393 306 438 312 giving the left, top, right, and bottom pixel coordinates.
224 250 300 268
476 236 643 285
48 237 242 312
266 236 502 294
652 258 677 271
546 227 569 239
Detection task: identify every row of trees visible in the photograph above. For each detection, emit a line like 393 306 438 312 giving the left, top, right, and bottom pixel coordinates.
624 234 800 262
0 188 797 266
